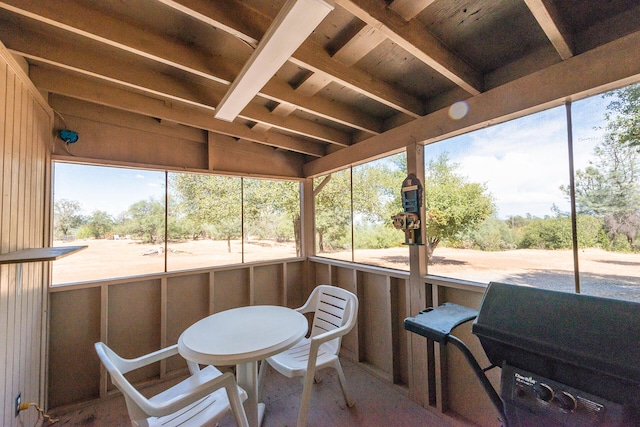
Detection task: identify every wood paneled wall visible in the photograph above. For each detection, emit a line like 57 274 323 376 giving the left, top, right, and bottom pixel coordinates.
0 43 52 426
48 260 306 409
47 255 499 426
309 258 500 426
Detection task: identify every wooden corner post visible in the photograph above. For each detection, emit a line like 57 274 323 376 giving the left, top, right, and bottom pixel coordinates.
405 141 432 406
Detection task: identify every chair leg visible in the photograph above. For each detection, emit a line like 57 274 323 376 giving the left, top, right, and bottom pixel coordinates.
223 376 250 427
333 360 354 407
297 365 317 427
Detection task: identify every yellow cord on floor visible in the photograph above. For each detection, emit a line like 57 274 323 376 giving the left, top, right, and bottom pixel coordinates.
18 402 59 425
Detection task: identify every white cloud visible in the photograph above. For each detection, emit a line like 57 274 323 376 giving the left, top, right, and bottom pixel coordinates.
428 103 607 218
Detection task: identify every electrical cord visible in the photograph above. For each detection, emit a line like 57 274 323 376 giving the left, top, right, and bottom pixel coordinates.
18 402 59 425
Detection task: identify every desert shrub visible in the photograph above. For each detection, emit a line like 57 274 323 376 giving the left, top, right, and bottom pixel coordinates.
354 223 403 249
75 225 93 239
576 215 608 248
610 233 633 252
519 217 572 249
468 217 516 251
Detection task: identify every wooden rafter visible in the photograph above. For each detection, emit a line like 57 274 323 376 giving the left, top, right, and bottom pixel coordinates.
304 29 640 176
131 0 423 117
331 24 386 66
335 0 483 96
388 0 435 21
148 0 423 118
0 0 381 135
31 66 327 157
524 0 574 60
1 25 351 147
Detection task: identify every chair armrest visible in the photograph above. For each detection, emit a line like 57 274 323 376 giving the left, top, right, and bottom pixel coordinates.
140 370 245 419
309 324 351 348
296 300 315 315
123 344 180 372
306 321 356 367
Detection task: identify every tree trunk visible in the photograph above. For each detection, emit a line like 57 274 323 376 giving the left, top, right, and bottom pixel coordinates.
426 238 440 261
293 215 301 257
227 237 231 253
318 231 324 253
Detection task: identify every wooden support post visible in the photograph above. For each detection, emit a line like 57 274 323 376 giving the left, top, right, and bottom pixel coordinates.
406 142 432 406
302 178 315 297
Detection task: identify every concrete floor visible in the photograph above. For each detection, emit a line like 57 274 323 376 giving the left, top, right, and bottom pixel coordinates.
48 358 468 427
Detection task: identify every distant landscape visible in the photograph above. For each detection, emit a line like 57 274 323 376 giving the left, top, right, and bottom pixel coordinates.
53 239 640 303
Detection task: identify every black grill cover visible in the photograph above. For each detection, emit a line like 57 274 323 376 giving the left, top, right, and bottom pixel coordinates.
472 282 640 407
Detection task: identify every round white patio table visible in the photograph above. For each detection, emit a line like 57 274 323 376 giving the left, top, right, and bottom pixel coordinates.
178 305 308 427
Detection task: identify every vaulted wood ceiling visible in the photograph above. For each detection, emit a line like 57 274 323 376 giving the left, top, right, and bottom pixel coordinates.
1 0 640 177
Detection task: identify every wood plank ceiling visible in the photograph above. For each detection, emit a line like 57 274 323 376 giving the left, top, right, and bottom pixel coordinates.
1 0 639 176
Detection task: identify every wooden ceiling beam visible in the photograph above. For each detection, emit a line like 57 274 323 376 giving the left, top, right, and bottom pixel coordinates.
30 66 326 157
292 40 425 117
0 0 381 135
151 0 421 119
331 24 386 66
335 0 483 96
295 72 333 97
304 29 640 176
272 103 297 117
262 73 383 134
0 25 351 146
524 0 574 60
250 102 298 134
573 3 640 53
388 0 435 21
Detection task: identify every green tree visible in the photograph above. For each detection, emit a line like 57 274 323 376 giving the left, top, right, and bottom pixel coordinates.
119 198 166 243
603 82 640 148
243 179 301 254
565 85 640 248
353 156 405 250
314 170 352 252
519 216 572 249
314 154 404 253
170 174 241 252
518 214 608 250
424 153 494 260
83 210 115 239
468 216 516 251
53 199 84 238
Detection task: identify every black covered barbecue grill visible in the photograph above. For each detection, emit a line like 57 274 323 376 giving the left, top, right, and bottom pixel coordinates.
404 282 640 426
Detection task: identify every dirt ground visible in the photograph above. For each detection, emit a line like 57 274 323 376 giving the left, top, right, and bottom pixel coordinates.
52 239 640 302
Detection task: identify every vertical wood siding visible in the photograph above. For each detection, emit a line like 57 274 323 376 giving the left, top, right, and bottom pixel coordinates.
0 44 52 426
48 260 306 409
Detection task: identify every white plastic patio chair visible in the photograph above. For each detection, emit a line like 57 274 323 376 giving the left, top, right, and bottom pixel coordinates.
94 342 249 427
258 285 359 427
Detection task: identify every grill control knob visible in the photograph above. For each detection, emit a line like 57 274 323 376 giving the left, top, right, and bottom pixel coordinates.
556 391 577 411
533 383 554 402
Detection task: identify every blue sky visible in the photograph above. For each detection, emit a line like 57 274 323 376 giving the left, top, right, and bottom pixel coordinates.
53 92 611 220
54 164 165 217
423 94 608 219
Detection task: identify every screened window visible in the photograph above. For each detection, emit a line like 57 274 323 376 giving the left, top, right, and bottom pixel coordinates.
52 164 302 284
420 83 640 303
314 152 407 269
52 163 165 284
314 168 352 261
572 86 640 302
167 173 242 270
242 178 300 263
353 153 407 267
423 106 574 290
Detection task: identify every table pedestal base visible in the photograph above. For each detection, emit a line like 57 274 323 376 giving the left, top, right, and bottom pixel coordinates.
238 361 266 427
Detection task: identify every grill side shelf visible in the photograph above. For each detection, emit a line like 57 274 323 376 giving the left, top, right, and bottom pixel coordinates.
404 302 478 344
